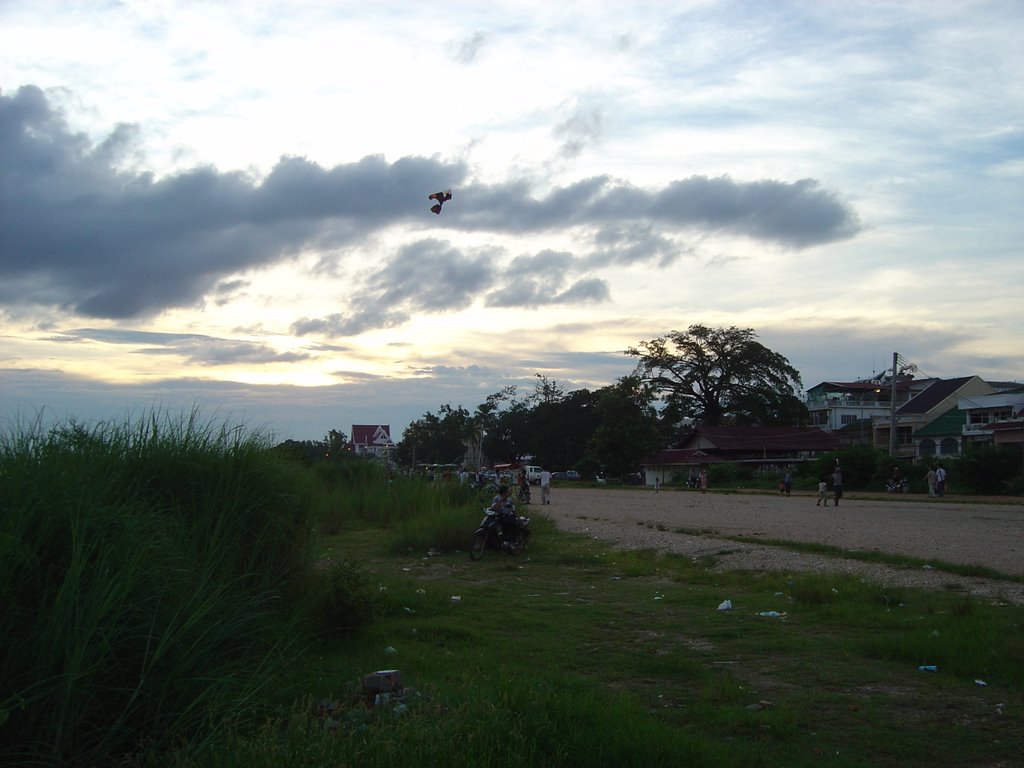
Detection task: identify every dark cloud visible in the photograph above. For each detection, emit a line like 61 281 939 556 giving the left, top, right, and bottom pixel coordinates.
0 86 467 319
484 250 611 309
291 238 496 337
1 85 861 322
451 174 859 248
53 327 309 365
650 176 862 247
586 224 685 268
292 242 611 335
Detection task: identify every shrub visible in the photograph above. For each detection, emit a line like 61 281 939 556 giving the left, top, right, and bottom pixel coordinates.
957 444 1023 495
303 559 382 637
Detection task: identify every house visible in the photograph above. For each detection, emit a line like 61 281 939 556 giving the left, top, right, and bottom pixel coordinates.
872 376 996 458
805 377 923 435
804 375 947 447
641 426 841 487
350 424 396 458
959 387 1024 450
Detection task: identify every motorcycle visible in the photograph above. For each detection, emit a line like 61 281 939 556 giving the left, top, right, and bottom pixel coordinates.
516 482 532 504
469 507 531 560
886 478 910 493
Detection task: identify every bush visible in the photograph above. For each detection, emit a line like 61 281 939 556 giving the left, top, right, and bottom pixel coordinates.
804 445 880 490
957 444 1023 495
302 559 382 637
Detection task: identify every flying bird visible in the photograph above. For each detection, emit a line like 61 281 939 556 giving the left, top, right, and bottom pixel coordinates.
429 189 452 215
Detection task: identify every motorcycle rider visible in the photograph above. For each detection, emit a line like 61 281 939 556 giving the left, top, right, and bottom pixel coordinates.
888 466 906 492
489 485 521 550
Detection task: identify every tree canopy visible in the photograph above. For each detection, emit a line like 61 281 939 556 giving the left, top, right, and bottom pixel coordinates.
627 324 806 431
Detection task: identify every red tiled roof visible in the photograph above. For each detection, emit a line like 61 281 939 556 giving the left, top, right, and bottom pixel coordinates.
645 448 709 464
684 426 842 452
351 424 394 446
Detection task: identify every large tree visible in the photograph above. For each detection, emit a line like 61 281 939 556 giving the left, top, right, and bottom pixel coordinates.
627 324 806 429
584 376 661 480
527 387 601 471
394 405 471 467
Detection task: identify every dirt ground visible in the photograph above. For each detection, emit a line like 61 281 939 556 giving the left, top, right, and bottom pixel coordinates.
535 487 1024 604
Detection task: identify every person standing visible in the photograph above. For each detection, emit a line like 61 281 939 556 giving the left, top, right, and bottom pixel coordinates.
783 469 793 497
935 465 947 497
539 469 552 505
924 466 938 497
816 479 829 506
699 468 708 493
831 463 843 506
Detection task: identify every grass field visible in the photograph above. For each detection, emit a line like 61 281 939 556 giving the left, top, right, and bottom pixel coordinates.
198 520 1024 768
3 416 1021 767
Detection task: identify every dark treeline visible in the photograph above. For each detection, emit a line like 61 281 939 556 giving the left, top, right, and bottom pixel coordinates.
393 325 809 479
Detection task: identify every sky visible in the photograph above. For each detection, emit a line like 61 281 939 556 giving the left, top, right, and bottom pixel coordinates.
2 0 1023 443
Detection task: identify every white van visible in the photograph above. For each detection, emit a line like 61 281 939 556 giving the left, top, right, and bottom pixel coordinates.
524 465 544 485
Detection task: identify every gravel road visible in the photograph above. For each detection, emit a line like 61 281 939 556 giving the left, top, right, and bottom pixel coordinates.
535 487 1024 604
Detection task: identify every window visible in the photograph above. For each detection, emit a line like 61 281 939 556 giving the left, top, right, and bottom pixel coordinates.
840 414 857 425
939 437 959 455
919 438 936 456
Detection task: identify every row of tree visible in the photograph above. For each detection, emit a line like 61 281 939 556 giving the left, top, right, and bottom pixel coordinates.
393 325 808 478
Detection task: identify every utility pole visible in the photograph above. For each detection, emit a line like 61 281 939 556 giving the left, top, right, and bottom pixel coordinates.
888 352 899 457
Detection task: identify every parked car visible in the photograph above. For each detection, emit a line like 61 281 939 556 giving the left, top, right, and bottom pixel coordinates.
524 465 544 484
552 470 581 481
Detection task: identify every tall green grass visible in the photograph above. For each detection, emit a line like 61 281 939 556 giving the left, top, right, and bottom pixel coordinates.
0 412 487 766
0 412 314 766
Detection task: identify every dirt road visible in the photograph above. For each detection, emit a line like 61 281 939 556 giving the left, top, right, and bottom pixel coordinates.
537 487 1024 603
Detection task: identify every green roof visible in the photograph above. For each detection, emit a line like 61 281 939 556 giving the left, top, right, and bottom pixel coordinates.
913 407 965 437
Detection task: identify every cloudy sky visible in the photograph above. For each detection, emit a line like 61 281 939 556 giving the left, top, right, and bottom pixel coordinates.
2 0 1022 442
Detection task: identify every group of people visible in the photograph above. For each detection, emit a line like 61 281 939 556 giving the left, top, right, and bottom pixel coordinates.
924 465 947 497
815 462 843 506
514 468 553 505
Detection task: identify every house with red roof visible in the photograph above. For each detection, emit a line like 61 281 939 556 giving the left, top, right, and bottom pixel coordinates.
641 425 841 487
350 424 396 459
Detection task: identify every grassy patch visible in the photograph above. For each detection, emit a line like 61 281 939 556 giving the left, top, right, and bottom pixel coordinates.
159 524 1024 768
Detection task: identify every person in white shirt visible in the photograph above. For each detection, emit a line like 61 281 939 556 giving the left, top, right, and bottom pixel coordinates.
539 469 553 505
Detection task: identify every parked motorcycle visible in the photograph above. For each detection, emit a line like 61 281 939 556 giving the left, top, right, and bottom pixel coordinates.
469 507 531 560
886 478 910 493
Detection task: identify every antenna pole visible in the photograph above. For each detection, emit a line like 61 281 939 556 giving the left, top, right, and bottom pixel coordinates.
889 352 899 457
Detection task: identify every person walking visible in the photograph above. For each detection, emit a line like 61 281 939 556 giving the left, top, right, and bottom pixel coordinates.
816 479 829 506
539 468 552 505
831 463 843 506
935 465 947 497
925 466 938 497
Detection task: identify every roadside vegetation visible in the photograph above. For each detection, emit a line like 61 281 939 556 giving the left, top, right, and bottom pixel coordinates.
2 413 1021 767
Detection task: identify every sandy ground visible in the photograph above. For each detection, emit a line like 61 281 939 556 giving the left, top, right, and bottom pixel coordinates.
533 487 1024 604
